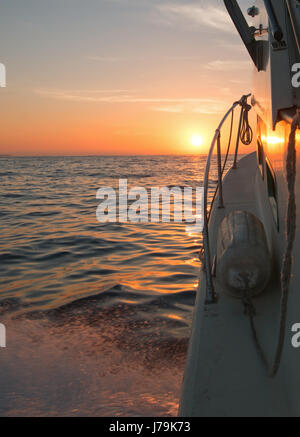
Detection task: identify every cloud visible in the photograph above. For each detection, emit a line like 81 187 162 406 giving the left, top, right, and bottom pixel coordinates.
157 3 232 32
152 98 229 115
86 54 207 63
35 89 139 102
35 88 228 113
204 60 251 71
86 56 127 62
215 39 246 52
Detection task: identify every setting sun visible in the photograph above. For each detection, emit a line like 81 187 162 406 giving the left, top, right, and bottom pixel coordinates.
190 134 204 147
190 134 204 148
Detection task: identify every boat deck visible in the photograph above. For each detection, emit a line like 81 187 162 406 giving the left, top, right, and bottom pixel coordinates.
179 152 291 417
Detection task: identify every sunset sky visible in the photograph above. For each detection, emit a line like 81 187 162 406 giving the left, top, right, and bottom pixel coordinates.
0 0 254 155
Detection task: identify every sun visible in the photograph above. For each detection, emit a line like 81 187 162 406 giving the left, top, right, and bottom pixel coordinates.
190 134 204 147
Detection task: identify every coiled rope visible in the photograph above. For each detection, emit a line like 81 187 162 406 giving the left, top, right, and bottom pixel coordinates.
244 110 299 377
240 101 253 146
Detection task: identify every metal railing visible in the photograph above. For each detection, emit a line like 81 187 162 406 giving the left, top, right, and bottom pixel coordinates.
202 94 251 303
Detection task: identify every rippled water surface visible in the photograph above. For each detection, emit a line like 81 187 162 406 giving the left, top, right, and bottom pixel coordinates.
0 155 222 416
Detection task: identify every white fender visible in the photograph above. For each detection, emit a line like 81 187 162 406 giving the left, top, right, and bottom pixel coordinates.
216 210 272 297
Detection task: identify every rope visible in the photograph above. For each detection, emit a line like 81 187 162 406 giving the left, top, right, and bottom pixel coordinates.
270 110 299 376
240 102 253 145
243 292 269 371
243 110 299 377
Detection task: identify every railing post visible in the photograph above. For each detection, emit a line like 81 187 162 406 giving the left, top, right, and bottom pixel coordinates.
202 213 216 304
232 104 243 169
217 131 224 208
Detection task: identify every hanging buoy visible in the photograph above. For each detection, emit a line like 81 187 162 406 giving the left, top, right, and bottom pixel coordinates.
216 210 272 298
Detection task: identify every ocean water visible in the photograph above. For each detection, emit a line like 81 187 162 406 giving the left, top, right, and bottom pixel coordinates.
0 155 222 417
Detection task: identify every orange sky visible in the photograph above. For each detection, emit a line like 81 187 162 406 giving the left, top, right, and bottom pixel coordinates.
0 0 254 155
